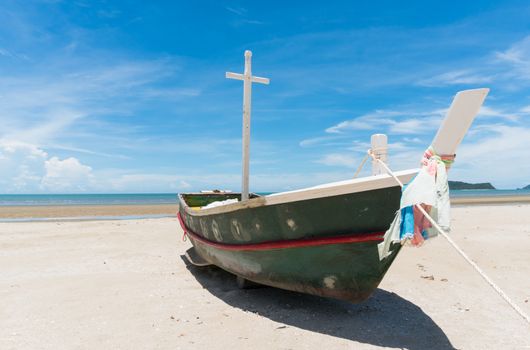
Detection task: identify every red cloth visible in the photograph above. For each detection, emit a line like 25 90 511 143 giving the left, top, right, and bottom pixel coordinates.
411 204 432 246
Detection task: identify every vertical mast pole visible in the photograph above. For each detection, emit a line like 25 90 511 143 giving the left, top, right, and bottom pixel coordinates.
226 51 270 201
241 51 252 201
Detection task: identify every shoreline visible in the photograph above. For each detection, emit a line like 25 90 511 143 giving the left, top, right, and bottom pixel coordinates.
1 195 530 220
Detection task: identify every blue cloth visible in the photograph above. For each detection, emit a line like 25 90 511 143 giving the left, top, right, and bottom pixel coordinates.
400 206 414 240
399 179 415 240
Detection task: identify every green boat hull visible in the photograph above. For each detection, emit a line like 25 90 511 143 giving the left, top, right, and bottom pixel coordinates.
189 237 401 302
178 186 402 302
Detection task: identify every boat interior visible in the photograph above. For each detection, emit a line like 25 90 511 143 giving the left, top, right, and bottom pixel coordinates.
181 192 259 210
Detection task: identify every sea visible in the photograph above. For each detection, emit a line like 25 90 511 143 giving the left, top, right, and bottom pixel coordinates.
449 188 530 198
0 193 179 206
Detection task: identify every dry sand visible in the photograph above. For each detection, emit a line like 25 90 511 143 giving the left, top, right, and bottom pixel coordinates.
1 205 530 349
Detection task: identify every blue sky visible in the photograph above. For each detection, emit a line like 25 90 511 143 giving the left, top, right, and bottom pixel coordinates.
1 0 530 193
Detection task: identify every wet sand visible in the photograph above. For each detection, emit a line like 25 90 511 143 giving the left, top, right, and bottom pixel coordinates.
0 204 178 219
1 205 530 349
451 194 530 205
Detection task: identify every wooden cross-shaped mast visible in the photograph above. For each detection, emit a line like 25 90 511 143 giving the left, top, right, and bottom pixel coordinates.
226 50 270 201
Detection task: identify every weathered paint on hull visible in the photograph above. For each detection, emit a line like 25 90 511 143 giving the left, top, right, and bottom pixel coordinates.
178 187 402 302
189 236 401 302
180 187 401 245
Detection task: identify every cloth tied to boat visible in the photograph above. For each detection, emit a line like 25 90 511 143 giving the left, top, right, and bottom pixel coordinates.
378 146 455 260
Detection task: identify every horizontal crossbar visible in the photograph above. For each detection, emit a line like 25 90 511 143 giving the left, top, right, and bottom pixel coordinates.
226 72 270 84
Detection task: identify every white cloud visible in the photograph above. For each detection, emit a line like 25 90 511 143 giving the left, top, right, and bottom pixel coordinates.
325 110 400 133
0 53 204 192
0 140 48 159
520 105 530 114
0 140 98 193
314 122 530 188
108 174 196 192
414 36 530 89
41 156 94 191
324 108 444 135
451 125 530 188
225 6 247 16
301 93 530 188
45 144 131 160
0 141 47 193
477 106 520 122
299 135 350 147
418 70 493 87
0 47 12 57
175 180 191 190
389 117 442 134
0 141 197 193
325 119 373 133
0 56 199 154
403 137 422 144
316 153 358 168
0 109 85 145
495 35 530 74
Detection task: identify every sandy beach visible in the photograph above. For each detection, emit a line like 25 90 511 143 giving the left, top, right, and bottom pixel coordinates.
1 204 530 349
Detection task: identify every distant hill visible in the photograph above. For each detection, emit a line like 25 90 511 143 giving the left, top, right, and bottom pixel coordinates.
448 181 496 190
521 184 530 190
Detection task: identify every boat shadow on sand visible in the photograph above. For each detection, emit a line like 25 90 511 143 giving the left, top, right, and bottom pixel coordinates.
183 258 455 350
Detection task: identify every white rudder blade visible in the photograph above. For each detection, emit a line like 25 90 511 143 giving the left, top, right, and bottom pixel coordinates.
431 88 489 156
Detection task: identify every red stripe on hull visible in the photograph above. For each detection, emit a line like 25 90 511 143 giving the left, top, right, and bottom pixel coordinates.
178 213 384 251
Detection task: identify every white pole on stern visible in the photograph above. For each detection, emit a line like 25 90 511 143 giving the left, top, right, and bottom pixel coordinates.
226 50 270 201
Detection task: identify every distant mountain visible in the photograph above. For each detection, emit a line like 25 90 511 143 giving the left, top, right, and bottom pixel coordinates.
521 184 530 190
448 181 496 190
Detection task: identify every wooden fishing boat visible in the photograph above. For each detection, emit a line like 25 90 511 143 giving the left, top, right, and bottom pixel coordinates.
178 52 489 302
178 169 417 301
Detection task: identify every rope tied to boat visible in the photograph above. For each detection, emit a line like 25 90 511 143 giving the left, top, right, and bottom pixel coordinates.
353 153 370 179
177 212 188 242
367 147 530 327
422 146 455 171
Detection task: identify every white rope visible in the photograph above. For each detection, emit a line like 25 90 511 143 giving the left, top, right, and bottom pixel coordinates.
368 151 530 326
353 153 369 179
